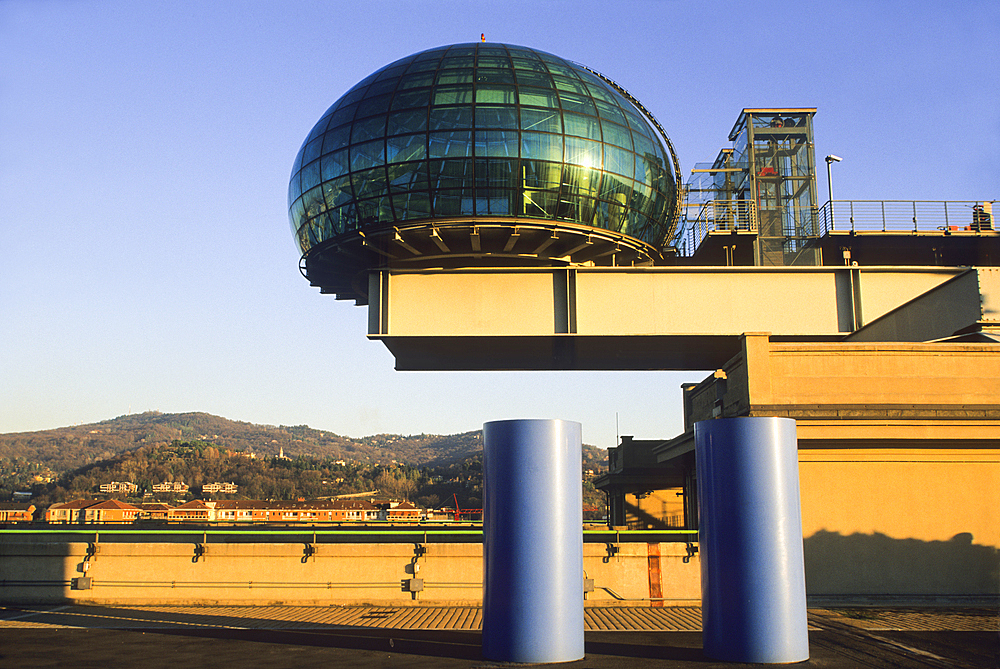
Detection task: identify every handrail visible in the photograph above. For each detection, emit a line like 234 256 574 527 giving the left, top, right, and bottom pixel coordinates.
818 200 995 235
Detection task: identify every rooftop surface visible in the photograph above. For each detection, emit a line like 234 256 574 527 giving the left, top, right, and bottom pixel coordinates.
1 604 995 668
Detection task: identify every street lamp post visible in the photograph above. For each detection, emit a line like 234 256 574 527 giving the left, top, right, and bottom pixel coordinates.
825 155 842 229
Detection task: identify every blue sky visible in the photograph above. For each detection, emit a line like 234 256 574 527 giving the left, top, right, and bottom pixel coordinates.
1 0 997 447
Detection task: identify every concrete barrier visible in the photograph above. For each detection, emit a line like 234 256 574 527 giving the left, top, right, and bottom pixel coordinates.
0 535 701 607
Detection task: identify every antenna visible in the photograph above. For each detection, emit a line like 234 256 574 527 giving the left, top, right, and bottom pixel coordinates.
615 412 620 446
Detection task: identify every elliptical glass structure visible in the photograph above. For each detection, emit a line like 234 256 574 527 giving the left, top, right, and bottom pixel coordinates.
288 42 681 300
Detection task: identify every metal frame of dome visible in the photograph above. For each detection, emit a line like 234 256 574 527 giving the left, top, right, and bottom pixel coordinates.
288 43 682 301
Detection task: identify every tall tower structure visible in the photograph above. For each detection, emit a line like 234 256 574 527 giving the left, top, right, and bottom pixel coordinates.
680 108 819 266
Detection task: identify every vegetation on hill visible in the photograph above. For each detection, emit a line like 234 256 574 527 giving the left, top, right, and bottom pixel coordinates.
0 412 609 518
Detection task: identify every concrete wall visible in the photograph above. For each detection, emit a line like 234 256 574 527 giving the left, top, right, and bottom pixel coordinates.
799 450 1000 598
0 538 701 607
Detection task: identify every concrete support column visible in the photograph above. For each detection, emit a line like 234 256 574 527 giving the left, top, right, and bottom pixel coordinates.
482 419 584 663
694 417 809 663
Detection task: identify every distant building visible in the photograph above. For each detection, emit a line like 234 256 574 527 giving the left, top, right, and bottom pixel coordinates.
83 499 141 524
151 481 189 494
201 482 238 494
378 500 420 522
99 481 138 494
46 499 101 524
0 503 35 523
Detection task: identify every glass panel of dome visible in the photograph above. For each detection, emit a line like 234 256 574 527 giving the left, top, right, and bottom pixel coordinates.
322 149 347 181
475 69 515 85
553 76 588 95
521 132 563 161
563 112 600 140
520 108 561 133
429 159 474 190
599 173 634 200
392 191 431 220
632 131 656 158
376 65 408 82
428 130 473 159
543 62 580 79
388 108 428 135
565 136 600 168
302 185 326 218
391 89 431 110
351 116 386 143
562 164 601 198
518 88 559 109
396 72 435 90
356 195 393 225
583 82 619 105
367 78 399 97
512 69 553 88
429 106 473 130
594 100 627 126
476 158 519 189
601 121 633 150
337 86 368 109
288 171 301 204
623 108 652 135
603 145 635 177
337 202 359 231
327 104 358 128
413 48 447 61
323 175 353 208
355 94 393 119
350 140 385 171
475 85 516 105
289 196 305 230
387 133 427 163
432 85 473 106
507 47 540 59
524 189 558 217
432 189 473 216
440 55 474 69
476 130 518 158
522 159 561 189
478 190 515 216
511 59 548 74
475 106 518 129
352 167 388 198
558 92 597 116
322 123 352 153
387 161 429 191
476 56 511 69
405 59 440 73
302 137 322 166
436 70 473 86
301 159 321 192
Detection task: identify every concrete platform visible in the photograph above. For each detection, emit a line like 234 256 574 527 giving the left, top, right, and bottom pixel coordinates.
0 604 996 667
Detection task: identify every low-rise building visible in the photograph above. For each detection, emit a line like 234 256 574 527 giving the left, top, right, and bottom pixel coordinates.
83 499 141 524
46 499 101 524
0 502 36 522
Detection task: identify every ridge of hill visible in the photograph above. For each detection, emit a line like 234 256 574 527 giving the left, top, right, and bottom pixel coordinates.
0 411 608 486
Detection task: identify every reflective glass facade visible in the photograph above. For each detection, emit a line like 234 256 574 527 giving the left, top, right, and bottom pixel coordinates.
289 43 678 256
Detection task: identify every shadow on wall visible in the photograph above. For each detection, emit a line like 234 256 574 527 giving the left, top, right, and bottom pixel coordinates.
804 530 1000 596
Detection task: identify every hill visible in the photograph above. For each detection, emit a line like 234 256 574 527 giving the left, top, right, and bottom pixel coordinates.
0 412 608 502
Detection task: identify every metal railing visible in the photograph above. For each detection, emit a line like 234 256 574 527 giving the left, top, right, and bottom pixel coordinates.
818 200 995 235
674 199 757 255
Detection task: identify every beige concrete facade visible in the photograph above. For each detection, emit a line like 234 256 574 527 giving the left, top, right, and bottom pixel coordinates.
0 537 700 607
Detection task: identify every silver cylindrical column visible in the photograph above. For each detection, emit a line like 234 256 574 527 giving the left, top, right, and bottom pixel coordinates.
482 419 584 663
695 417 809 663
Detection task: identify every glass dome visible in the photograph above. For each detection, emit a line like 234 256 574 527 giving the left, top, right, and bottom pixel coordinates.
288 42 681 297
